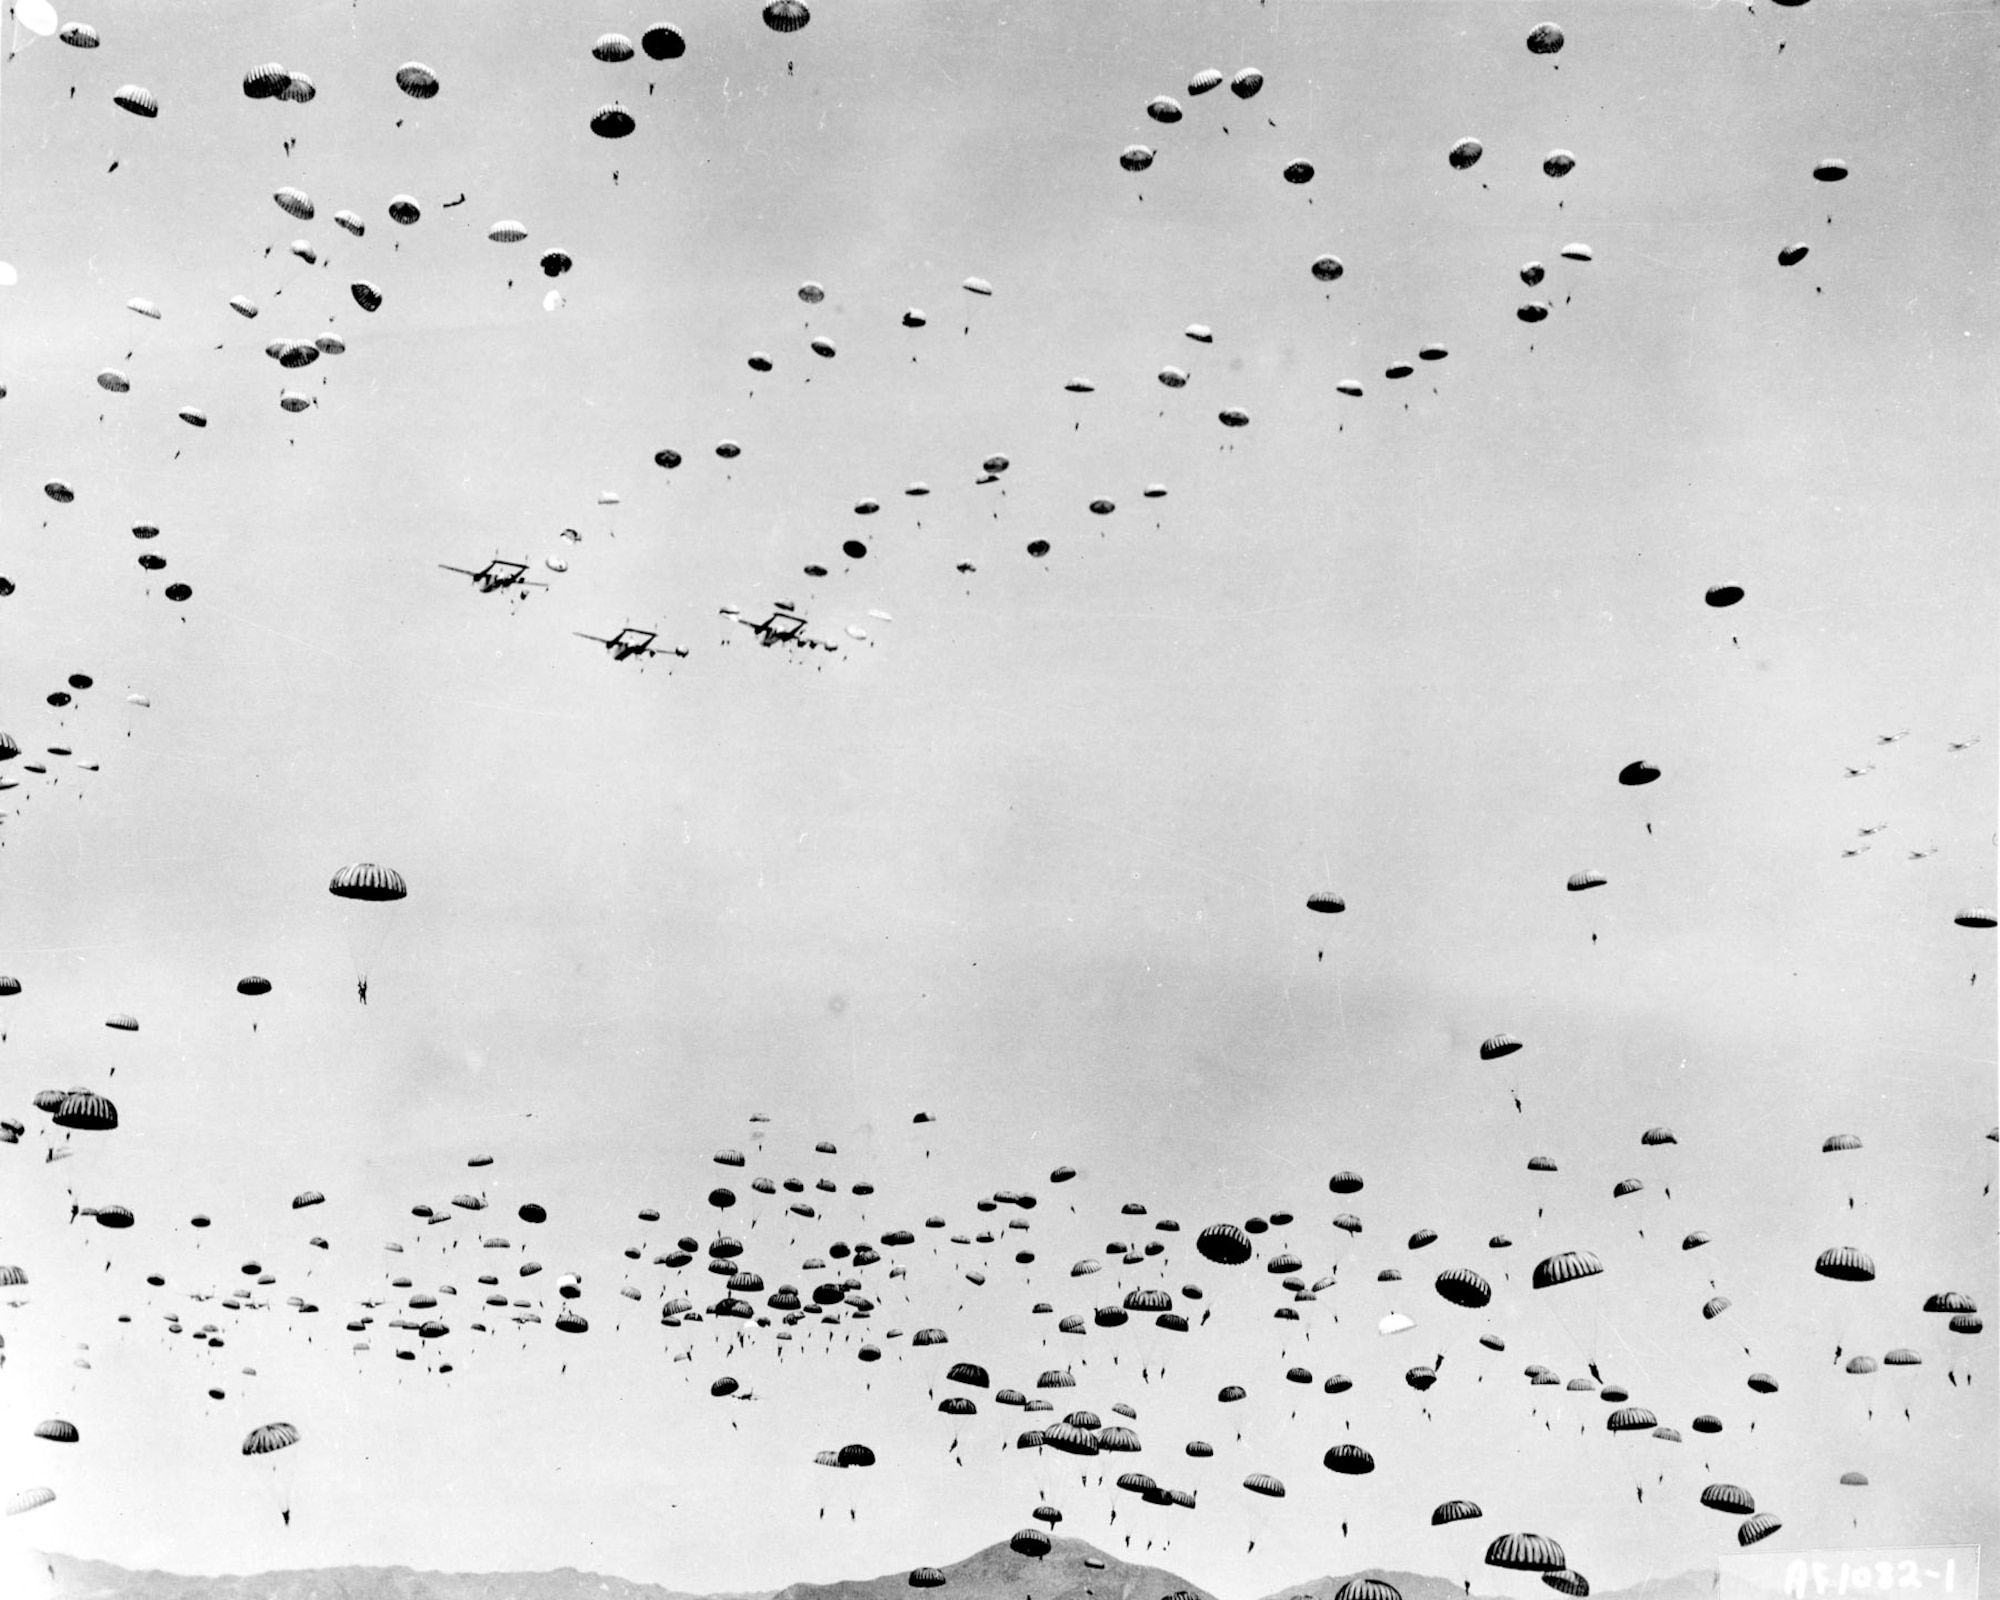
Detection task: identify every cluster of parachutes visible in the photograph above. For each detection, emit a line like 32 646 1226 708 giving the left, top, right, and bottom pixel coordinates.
5 1073 1988 1583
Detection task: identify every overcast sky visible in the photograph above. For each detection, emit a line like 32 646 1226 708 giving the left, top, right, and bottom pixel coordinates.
0 2 1994 1596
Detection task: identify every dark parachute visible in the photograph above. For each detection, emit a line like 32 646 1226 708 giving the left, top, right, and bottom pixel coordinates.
1487 1534 1567 1572
1197 1224 1252 1265
642 27 686 61
330 863 406 901
1435 1268 1492 1309
592 104 636 139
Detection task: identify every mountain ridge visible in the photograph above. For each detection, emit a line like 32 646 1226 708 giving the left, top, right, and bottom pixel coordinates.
33 1541 1721 1600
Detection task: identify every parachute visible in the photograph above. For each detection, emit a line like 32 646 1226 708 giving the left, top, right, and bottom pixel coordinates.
592 104 636 139
1814 1246 1876 1282
1488 1534 1566 1572
330 862 406 902
328 864 407 995
1532 1251 1604 1289
1449 138 1483 170
1197 1223 1252 1265
242 1419 299 1522
54 1093 117 1132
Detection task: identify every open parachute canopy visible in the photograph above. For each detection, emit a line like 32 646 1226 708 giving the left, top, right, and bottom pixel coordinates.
329 864 407 901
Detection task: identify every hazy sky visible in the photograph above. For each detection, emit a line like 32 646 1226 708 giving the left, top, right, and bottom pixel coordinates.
0 2 1994 1597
